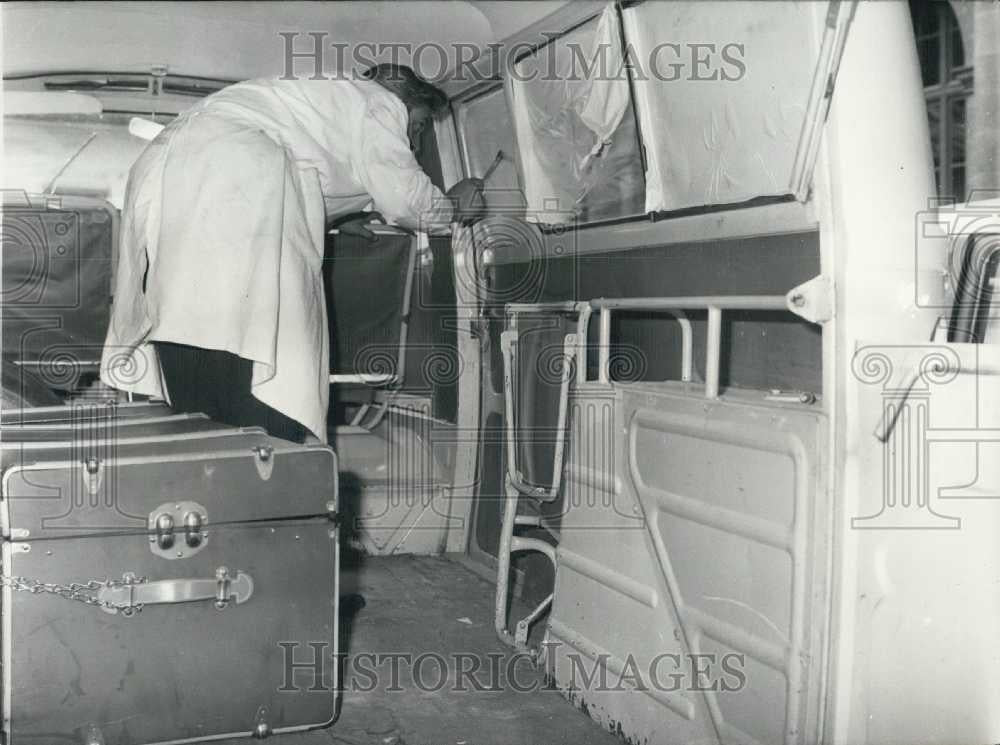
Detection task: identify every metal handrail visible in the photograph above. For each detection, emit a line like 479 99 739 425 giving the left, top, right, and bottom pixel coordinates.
499 294 791 507
588 295 790 310
508 295 788 395
588 295 788 397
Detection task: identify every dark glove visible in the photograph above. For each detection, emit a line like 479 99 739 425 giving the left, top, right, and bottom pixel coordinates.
329 211 386 242
446 178 486 226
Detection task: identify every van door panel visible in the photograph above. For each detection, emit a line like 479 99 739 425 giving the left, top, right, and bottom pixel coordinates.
625 387 827 745
545 385 716 745
845 342 1000 745
546 383 828 745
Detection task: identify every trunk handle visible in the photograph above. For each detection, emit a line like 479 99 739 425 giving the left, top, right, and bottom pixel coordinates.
97 566 253 615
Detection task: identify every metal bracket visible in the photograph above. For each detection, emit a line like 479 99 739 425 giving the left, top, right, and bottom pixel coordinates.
82 457 103 497
253 446 275 481
149 64 168 96
325 501 339 525
253 704 272 739
786 275 834 324
148 501 208 560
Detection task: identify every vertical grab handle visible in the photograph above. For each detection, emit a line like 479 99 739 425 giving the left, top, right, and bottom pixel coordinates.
705 305 722 398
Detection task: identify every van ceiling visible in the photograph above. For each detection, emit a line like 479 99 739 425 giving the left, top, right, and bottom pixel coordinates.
2 1 570 82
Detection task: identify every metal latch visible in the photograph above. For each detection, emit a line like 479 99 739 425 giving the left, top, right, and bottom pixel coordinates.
97 566 253 615
148 501 208 559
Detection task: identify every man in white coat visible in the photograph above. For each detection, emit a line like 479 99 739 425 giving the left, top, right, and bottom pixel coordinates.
101 65 483 442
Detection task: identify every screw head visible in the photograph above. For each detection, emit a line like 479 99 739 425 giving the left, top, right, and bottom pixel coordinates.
253 721 271 739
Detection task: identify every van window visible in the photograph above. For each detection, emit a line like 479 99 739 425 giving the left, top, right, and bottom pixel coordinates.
509 11 646 224
454 86 525 210
622 0 825 212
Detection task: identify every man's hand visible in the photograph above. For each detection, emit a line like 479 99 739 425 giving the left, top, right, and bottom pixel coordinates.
446 178 486 225
329 211 386 242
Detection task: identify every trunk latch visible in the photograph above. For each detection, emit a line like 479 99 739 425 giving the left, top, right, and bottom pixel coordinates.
148 501 208 560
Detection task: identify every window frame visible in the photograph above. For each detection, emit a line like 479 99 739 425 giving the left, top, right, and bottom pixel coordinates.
504 8 649 227
912 1 972 202
451 80 523 190
449 1 854 229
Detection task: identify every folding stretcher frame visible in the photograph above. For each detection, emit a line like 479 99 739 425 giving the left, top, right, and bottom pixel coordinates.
327 226 421 430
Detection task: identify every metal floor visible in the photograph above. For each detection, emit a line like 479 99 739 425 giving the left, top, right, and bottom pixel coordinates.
236 554 621 745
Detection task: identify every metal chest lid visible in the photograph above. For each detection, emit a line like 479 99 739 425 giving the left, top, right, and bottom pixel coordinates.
0 428 338 540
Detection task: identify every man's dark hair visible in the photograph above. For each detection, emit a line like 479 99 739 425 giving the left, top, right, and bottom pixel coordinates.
362 64 449 116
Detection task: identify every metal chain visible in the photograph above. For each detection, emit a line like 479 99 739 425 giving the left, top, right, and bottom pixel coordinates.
0 574 148 616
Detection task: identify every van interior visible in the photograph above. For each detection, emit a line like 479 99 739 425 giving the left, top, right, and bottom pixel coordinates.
4 2 997 745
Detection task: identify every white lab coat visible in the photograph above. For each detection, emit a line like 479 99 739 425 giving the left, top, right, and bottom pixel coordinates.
100 78 453 441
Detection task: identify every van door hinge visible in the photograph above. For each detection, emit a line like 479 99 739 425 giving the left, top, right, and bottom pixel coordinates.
786 275 834 324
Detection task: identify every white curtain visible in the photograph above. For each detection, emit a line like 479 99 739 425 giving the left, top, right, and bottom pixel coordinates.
622 1 826 213
510 5 645 223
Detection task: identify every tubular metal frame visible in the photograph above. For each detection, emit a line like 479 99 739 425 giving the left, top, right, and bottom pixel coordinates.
495 294 795 652
329 230 420 429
